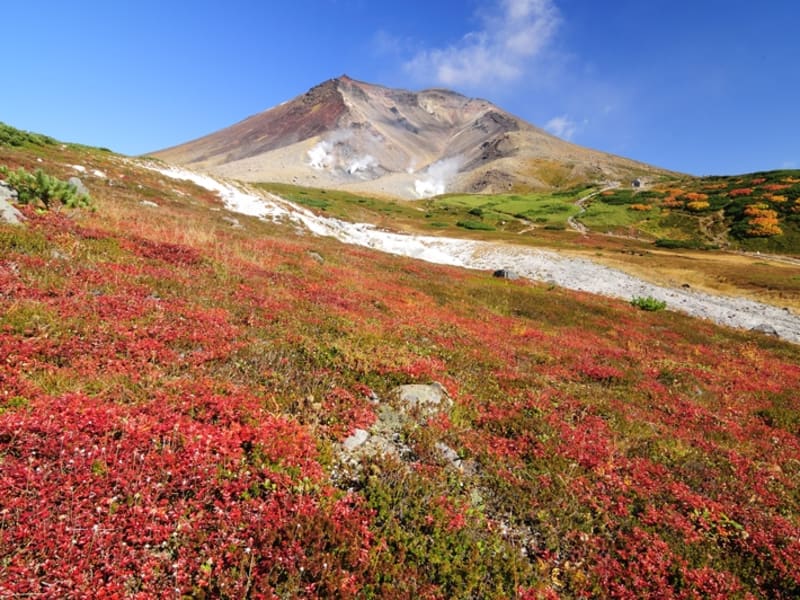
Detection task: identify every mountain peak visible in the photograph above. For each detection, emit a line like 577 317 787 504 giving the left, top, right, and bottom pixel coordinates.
154 77 665 198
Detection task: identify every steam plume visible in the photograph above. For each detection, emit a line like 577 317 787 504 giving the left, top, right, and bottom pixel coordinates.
414 156 463 198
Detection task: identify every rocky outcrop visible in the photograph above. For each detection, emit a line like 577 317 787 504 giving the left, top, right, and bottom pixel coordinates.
335 382 462 485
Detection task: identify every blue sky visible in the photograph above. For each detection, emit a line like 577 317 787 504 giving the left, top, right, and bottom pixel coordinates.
3 0 797 175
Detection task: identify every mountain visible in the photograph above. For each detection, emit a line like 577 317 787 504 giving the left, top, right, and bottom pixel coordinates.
153 75 666 198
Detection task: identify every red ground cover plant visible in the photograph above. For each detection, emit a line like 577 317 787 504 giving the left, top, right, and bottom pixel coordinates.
2 146 800 597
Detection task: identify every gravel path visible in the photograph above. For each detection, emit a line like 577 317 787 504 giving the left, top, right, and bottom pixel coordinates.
153 164 800 344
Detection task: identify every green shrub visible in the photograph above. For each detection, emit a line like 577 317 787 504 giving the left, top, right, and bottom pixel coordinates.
0 122 57 147
0 166 91 209
655 238 717 250
457 220 495 231
631 296 667 311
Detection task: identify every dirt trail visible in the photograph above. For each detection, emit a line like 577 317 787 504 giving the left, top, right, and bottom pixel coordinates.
566 183 619 235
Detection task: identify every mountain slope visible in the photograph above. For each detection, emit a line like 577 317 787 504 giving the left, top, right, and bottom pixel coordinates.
154 76 668 199
4 125 800 597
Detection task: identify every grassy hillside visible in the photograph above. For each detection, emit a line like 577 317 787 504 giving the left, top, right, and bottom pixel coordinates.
2 126 800 597
257 182 591 236
583 172 800 253
260 174 800 256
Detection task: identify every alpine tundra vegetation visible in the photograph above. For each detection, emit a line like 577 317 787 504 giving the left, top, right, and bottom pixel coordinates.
1 118 800 599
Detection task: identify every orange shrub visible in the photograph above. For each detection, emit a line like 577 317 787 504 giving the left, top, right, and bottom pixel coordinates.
629 203 652 211
662 197 684 208
747 218 782 237
751 177 766 185
729 188 754 198
683 192 709 202
743 203 770 217
743 203 782 237
763 183 790 192
769 195 787 203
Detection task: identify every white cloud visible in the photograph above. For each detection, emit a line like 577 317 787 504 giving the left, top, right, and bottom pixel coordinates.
544 114 577 140
403 0 561 88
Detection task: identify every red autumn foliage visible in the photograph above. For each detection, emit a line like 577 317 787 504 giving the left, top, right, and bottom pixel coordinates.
1 148 800 597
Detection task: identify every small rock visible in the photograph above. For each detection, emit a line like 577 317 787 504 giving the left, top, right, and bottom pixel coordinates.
493 269 519 280
750 323 779 337
222 215 242 228
343 428 370 451
308 250 325 264
68 176 89 196
140 200 159 208
435 442 462 468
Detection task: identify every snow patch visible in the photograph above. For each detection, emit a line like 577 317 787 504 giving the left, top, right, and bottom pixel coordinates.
71 165 86 173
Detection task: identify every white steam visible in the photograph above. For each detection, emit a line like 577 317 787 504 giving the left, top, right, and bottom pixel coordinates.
307 129 382 179
414 156 463 198
346 154 378 174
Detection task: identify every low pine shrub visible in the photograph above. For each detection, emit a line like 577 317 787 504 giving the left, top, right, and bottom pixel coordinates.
631 295 667 311
1 166 92 209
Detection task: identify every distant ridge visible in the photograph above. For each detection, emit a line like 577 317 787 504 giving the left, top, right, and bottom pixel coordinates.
154 75 670 198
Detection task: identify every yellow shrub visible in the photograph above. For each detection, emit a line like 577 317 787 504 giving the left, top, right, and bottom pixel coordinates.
686 201 710 212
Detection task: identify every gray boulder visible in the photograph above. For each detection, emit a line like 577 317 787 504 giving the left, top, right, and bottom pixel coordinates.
0 183 23 225
342 428 370 451
0 181 18 202
388 382 452 419
0 197 24 225
68 176 89 197
493 268 519 280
